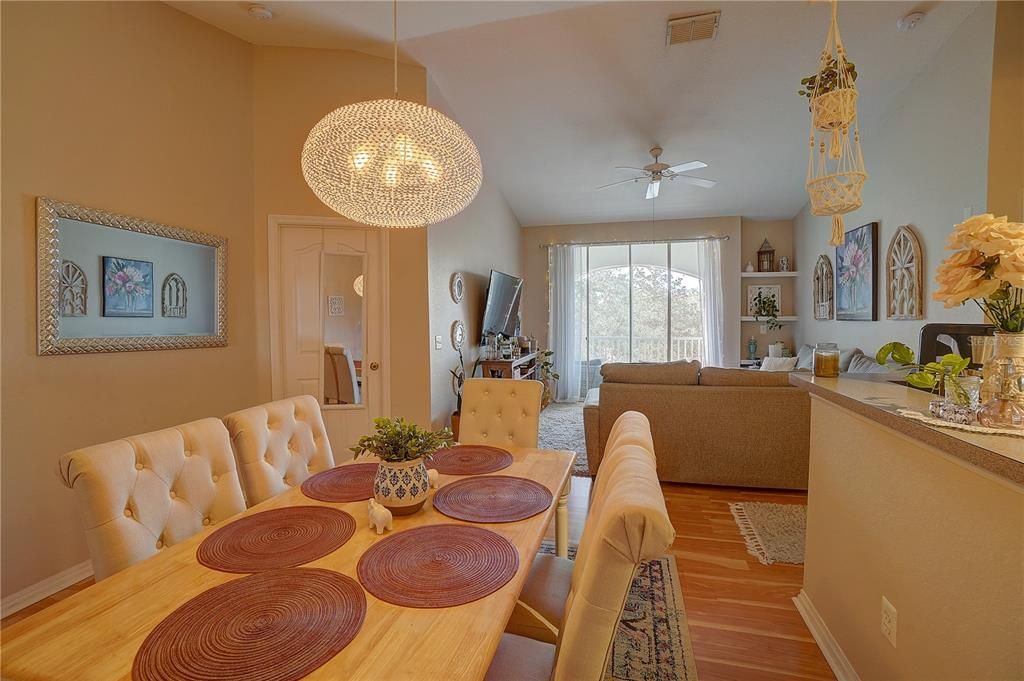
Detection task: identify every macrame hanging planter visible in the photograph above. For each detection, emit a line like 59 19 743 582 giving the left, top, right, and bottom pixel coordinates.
804 0 867 246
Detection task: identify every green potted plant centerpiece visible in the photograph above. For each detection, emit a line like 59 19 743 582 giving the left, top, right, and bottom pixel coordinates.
351 417 455 516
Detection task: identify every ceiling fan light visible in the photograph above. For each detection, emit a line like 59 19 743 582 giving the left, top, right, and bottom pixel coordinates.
302 98 482 228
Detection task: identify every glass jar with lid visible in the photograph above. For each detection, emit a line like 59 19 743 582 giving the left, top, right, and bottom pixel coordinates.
813 342 840 378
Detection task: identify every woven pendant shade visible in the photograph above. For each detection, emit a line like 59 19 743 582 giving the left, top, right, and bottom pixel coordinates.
805 0 867 246
302 99 482 228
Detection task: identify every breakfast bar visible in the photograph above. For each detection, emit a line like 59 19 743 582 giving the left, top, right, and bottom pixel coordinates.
789 373 1023 681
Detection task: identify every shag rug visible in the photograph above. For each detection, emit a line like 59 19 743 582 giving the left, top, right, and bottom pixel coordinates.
729 502 807 565
539 402 591 477
539 541 699 681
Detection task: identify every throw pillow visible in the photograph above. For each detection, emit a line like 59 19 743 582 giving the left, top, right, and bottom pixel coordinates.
760 356 799 372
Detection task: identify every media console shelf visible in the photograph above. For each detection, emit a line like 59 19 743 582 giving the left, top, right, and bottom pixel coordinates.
479 351 540 380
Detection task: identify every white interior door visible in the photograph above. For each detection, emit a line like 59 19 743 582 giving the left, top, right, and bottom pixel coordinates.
272 220 389 462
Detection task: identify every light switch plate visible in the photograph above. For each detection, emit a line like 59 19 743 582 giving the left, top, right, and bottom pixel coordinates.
434 335 443 350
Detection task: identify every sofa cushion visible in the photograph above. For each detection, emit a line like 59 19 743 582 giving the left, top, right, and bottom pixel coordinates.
698 367 794 387
839 347 865 372
760 357 799 372
600 360 700 385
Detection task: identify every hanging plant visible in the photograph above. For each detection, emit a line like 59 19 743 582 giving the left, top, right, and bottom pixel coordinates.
804 0 868 247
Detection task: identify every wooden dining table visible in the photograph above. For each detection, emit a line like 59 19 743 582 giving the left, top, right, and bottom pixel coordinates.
1 447 575 681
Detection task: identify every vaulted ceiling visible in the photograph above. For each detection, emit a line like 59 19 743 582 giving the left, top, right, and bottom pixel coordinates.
172 1 981 226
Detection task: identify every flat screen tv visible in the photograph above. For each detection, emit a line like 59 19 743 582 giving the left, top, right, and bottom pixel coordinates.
481 270 523 339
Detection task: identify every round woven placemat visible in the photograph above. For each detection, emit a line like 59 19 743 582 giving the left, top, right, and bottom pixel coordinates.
133 568 366 681
428 445 513 475
197 506 355 573
432 476 553 523
357 524 518 608
301 462 379 502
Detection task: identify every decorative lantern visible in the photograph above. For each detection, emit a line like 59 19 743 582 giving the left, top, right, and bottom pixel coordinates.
804 0 867 246
757 239 776 272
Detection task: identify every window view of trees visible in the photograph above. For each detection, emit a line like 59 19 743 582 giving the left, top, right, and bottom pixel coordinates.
576 242 706 396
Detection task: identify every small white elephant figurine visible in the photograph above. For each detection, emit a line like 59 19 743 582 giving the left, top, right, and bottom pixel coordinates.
427 468 439 489
367 499 393 535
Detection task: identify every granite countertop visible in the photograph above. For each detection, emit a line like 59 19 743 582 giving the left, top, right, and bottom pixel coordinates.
790 373 1024 488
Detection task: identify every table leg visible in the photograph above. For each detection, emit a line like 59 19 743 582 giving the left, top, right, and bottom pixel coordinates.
556 479 570 558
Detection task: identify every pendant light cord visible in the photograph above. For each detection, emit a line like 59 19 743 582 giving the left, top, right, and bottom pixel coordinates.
393 0 398 97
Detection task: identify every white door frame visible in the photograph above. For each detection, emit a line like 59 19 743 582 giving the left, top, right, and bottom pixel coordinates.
267 214 391 415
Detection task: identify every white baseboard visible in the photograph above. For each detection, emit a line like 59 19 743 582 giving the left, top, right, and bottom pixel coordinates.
793 589 861 681
1 560 94 618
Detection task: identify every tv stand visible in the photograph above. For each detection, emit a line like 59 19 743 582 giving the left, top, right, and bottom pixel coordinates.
479 351 540 380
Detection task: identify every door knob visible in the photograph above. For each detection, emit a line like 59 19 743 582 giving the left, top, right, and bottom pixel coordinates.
369 361 380 371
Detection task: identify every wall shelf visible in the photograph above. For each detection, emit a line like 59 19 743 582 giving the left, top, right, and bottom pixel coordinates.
741 271 799 278
740 316 799 322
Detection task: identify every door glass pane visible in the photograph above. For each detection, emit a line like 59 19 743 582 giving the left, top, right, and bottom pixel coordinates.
322 253 365 406
670 242 704 362
586 245 630 365
630 244 668 363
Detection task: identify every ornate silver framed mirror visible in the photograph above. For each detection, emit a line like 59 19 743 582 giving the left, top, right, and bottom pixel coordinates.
37 197 227 355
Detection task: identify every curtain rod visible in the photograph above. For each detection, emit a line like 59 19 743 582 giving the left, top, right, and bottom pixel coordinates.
539 235 730 249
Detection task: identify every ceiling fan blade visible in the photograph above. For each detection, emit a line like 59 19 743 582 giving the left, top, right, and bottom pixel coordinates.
665 160 707 174
597 177 644 190
614 166 647 172
672 175 717 189
645 180 661 200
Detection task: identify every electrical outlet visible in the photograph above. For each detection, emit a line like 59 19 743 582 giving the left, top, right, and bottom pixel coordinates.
880 596 898 647
433 335 443 350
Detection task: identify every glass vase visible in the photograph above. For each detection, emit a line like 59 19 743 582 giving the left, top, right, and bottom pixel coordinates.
984 332 1024 406
977 362 1024 430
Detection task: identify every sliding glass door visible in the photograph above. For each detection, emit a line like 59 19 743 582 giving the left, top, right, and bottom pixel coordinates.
578 241 705 396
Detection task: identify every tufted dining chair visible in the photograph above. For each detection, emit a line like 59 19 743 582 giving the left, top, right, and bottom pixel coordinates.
59 418 247 581
222 395 335 507
495 411 675 681
458 378 543 449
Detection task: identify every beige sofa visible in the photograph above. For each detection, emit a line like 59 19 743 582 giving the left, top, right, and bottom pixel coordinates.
583 360 809 490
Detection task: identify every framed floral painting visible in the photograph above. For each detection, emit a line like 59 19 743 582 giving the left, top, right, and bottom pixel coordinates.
836 222 878 321
102 256 154 317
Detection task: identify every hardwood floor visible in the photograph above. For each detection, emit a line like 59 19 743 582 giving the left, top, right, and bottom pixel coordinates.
3 478 836 681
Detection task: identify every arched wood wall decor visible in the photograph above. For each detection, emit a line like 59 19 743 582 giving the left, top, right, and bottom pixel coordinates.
161 273 187 318
59 260 87 317
886 224 923 320
813 254 834 320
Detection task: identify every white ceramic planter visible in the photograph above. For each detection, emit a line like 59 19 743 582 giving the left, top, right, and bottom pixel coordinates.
372 458 430 515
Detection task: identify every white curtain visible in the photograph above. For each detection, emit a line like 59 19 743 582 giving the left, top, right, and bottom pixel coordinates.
549 245 584 402
698 239 725 367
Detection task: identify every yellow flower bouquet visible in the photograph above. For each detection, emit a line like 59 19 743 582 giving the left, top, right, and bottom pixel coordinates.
934 214 1024 332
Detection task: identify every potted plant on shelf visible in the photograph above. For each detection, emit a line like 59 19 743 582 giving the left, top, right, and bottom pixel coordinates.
753 290 783 331
350 417 455 516
538 350 559 409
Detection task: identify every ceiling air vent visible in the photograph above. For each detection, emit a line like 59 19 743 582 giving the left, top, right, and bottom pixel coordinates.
667 11 720 46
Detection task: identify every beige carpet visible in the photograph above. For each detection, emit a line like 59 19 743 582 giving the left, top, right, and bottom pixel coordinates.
538 402 591 477
729 502 806 565
539 541 699 680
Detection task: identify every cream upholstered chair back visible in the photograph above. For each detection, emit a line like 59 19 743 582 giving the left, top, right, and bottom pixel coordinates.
59 418 246 581
223 395 335 506
551 412 674 681
459 378 543 449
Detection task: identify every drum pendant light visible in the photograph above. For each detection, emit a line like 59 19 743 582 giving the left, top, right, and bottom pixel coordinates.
301 1 482 228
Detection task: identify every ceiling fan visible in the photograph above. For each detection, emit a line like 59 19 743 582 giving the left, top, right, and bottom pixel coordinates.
598 146 716 199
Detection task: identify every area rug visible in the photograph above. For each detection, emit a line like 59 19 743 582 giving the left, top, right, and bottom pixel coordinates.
539 541 699 681
539 402 590 477
729 502 806 565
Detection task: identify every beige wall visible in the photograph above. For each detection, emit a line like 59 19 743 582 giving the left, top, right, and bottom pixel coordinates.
987 0 1023 222
251 46 432 426
425 80 523 429
793 3 997 356
1 2 256 597
520 216 742 366
804 397 1023 680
